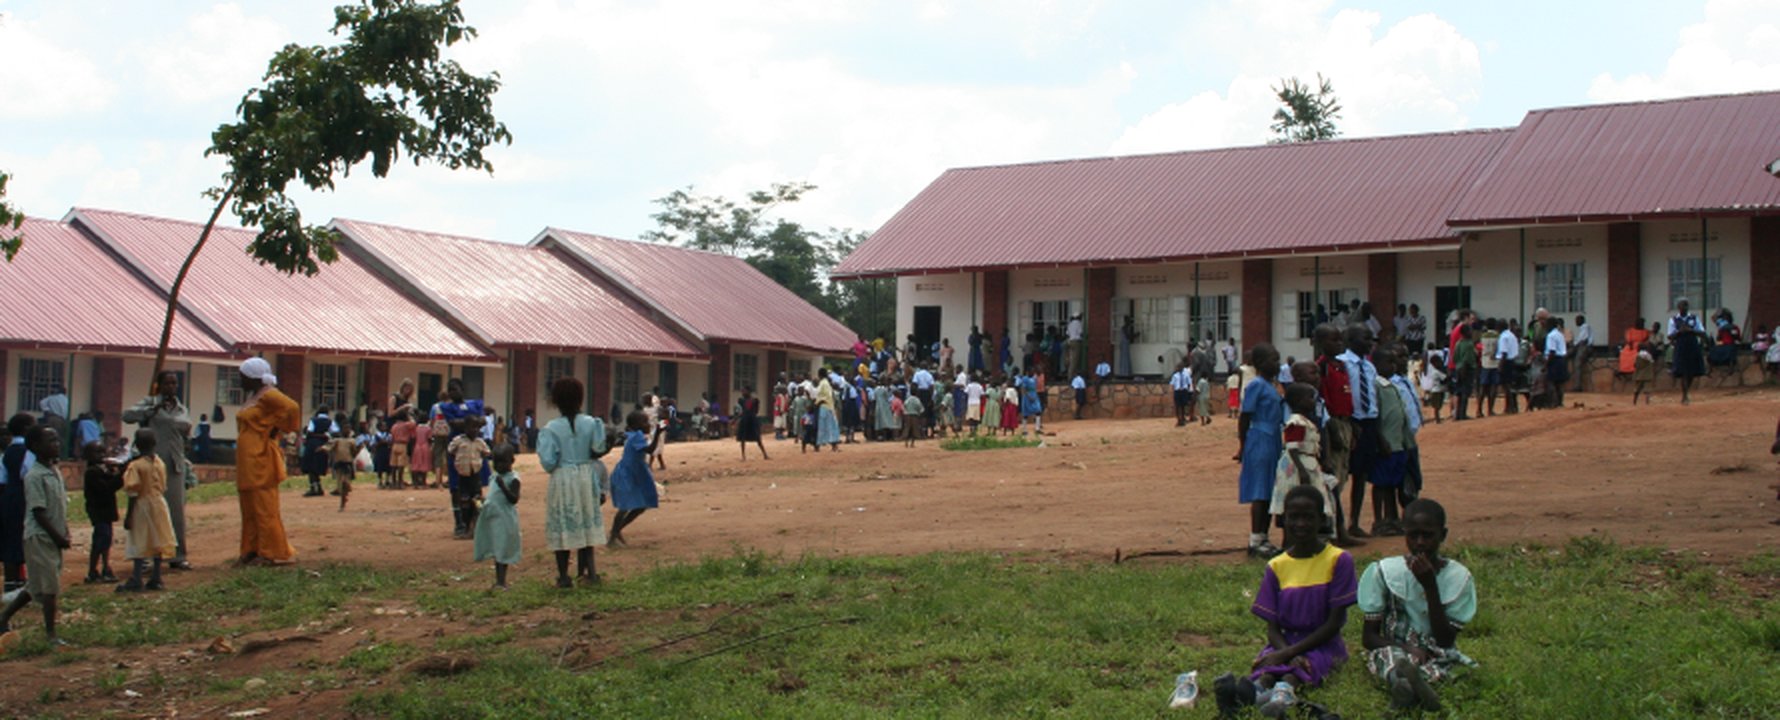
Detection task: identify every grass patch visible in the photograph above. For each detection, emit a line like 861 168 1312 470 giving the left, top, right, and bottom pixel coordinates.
64 475 313 526
343 542 1780 719
939 435 1042 451
340 641 420 674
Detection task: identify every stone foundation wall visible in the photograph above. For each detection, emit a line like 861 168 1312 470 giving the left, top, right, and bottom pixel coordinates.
1041 380 1225 423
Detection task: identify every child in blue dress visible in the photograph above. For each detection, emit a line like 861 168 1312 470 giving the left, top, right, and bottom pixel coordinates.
607 411 666 547
472 444 521 590
1238 344 1285 559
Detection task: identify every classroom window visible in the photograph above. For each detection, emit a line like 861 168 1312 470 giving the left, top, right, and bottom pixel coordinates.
614 362 640 408
311 363 349 412
216 366 247 406
1190 295 1232 343
544 355 576 391
1667 257 1722 311
16 358 64 414
1534 262 1585 314
788 358 812 380
733 353 758 392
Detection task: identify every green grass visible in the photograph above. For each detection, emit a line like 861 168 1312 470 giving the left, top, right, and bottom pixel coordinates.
65 474 336 525
335 538 1779 719
939 435 1042 451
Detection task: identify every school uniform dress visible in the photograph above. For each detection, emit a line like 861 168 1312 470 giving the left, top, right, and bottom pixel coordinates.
873 386 898 431
999 388 1020 431
122 396 193 563
1019 376 1042 418
964 384 984 423
608 430 659 511
1358 556 1479 683
389 421 414 469
1238 377 1284 504
1668 313 1707 379
474 472 523 565
1250 544 1358 686
539 415 609 551
123 456 178 561
301 415 333 478
816 380 842 446
1544 328 1570 387
735 397 763 442
1371 376 1409 489
22 463 68 597
1272 414 1334 520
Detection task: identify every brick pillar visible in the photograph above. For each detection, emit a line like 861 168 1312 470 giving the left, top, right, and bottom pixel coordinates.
1085 267 1115 370
276 354 306 411
588 355 612 420
0 349 8 416
1367 253 1398 334
1750 217 1780 330
363 359 390 414
1607 222 1642 335
1242 259 1273 349
709 342 732 412
510 349 538 421
982 270 1009 343
92 357 125 436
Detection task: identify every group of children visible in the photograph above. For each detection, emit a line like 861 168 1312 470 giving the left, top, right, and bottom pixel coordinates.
771 362 1049 453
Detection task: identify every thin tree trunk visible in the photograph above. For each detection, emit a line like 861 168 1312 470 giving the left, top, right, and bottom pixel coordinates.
149 181 238 393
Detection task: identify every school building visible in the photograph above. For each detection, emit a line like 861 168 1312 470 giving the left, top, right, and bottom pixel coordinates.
3 208 853 446
834 90 1780 380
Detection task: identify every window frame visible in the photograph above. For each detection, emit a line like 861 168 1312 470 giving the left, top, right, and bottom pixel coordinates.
1533 261 1586 314
16 358 65 414
1667 257 1722 312
311 362 349 413
614 361 641 409
733 353 759 392
216 366 247 406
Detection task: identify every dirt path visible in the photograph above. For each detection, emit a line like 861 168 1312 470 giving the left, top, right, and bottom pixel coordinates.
138 386 1780 585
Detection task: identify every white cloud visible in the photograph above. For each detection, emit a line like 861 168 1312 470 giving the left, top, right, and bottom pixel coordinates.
1587 0 1780 101
1111 5 1482 155
0 11 114 119
134 3 288 106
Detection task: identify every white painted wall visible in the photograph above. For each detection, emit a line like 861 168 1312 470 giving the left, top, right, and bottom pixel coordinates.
1110 261 1242 374
1640 217 1751 329
896 272 978 352
1271 256 1369 362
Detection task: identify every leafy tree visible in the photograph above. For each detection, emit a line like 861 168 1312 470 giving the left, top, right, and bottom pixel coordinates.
0 171 21 261
824 229 895 340
1269 73 1342 143
644 182 840 317
150 0 511 386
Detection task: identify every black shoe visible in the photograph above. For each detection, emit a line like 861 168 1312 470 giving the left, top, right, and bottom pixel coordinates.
115 579 144 593
1212 673 1243 718
99 571 118 583
83 573 104 585
145 579 164 591
169 560 194 571
556 576 573 589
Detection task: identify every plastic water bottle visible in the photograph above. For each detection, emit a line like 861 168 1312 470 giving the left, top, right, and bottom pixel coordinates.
1169 671 1199 709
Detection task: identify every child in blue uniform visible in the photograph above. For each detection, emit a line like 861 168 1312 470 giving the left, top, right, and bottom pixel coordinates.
607 411 666 547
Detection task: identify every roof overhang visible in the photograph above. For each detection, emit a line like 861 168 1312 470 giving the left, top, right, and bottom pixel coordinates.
831 237 1462 281
0 341 239 361
1447 207 1780 231
231 342 504 367
495 343 710 363
713 338 854 357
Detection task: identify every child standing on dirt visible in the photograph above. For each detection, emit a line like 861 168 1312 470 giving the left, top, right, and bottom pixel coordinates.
81 443 122 584
901 390 925 447
411 414 434 488
473 444 521 591
1226 370 1242 419
1359 498 1477 713
0 426 72 646
1451 325 1478 421
118 429 176 593
1214 485 1356 718
1420 351 1447 424
448 421 491 539
1196 373 1213 426
999 379 1021 436
328 430 356 511
1237 344 1285 559
607 411 666 547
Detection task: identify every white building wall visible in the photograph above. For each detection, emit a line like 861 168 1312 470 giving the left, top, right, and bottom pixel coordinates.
896 273 977 352
1639 217 1751 327
1111 261 1242 375
1272 255 1369 362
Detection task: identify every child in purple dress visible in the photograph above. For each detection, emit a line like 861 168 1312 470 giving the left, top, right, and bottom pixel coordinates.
1214 485 1357 718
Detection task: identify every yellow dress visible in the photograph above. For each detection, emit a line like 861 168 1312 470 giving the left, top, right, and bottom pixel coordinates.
123 456 177 560
237 387 301 562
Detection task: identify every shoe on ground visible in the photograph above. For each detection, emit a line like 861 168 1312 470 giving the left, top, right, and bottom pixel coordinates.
145 580 164 591
1258 681 1296 718
169 560 193 571
1347 524 1373 539
83 573 104 585
115 579 144 593
577 573 602 587
1247 541 1283 559
99 571 118 583
556 576 573 589
1389 675 1418 709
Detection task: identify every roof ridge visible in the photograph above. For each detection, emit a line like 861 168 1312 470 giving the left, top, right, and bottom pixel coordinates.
550 227 746 261
73 206 253 233
336 217 532 249
946 126 1517 174
1523 88 1780 116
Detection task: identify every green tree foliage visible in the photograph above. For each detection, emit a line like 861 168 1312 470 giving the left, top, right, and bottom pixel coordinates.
825 229 896 340
1270 73 1342 143
151 0 511 383
0 171 22 261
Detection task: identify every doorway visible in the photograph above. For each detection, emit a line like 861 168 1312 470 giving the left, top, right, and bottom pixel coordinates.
1434 286 1473 342
416 373 442 417
913 306 942 355
657 361 679 400
460 366 485 400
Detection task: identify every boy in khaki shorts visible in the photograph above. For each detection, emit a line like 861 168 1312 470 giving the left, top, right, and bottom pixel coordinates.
0 425 71 646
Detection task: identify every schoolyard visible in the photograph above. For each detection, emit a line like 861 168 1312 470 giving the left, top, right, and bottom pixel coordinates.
2 387 1777 718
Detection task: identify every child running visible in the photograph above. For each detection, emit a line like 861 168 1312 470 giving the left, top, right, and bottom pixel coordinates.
118 429 176 593
1214 485 1356 718
0 426 71 645
1359 498 1478 712
473 443 522 591
81 442 122 584
328 430 356 511
607 411 666 547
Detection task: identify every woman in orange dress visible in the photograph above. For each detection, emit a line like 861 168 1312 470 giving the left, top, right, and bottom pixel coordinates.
234 358 301 565
1618 319 1650 375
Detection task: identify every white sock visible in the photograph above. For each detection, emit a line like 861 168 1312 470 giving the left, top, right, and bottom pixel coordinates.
1250 533 1267 547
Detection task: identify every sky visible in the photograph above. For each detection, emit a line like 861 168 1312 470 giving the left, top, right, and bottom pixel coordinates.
1 0 1777 246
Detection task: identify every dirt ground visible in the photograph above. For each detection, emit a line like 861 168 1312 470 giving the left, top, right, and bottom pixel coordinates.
4 386 1779 717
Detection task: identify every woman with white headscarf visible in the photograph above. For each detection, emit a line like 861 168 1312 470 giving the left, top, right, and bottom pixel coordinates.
234 358 301 565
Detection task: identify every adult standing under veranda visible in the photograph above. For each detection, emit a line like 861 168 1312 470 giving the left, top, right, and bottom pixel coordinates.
122 371 195 571
233 358 300 566
1668 299 1709 405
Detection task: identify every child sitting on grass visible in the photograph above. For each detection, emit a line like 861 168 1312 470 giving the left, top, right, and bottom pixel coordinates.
81 442 122 584
1359 497 1477 712
1214 485 1356 718
473 443 521 591
0 426 72 645
119 429 176 593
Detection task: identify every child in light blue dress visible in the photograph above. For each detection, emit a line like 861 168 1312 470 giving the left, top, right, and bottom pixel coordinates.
472 444 521 590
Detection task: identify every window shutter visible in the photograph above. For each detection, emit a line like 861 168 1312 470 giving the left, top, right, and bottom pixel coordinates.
1279 292 1299 341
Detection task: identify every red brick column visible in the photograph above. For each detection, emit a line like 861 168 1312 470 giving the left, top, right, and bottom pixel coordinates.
1750 217 1780 330
709 342 732 412
1607 222 1642 336
276 354 306 411
588 355 612 419
363 359 390 414
1085 267 1115 369
1242 259 1273 348
510 349 538 421
982 270 1009 343
1367 253 1398 333
92 357 125 435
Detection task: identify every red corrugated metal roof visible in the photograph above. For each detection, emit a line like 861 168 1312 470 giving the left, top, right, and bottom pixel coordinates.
0 217 228 356
539 229 856 354
334 220 705 359
1450 91 1780 226
833 128 1512 278
70 208 495 362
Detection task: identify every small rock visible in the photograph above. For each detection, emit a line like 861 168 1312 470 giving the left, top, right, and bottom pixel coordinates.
243 678 268 690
